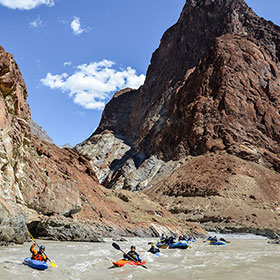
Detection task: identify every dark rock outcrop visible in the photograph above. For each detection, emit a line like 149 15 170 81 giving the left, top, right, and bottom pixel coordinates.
76 0 280 235
0 198 27 245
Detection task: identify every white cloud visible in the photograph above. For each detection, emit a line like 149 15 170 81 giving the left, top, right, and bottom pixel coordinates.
64 61 72 67
0 0 54 10
29 16 45 28
70 16 91 36
41 60 146 110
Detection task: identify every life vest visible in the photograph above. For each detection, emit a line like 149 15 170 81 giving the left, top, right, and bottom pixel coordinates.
125 251 141 262
149 247 159 253
32 253 44 261
128 252 138 259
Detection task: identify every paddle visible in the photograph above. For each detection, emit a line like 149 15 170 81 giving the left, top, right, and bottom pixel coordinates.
112 242 148 269
27 230 57 268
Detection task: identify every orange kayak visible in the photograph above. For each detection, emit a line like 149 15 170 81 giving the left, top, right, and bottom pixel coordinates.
112 259 146 267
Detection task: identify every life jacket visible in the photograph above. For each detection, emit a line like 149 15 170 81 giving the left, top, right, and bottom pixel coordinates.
32 252 44 261
149 247 159 253
125 251 141 262
128 251 138 259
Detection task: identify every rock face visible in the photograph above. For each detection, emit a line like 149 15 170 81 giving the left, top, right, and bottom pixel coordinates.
76 0 280 235
0 198 27 245
0 46 31 244
0 46 203 244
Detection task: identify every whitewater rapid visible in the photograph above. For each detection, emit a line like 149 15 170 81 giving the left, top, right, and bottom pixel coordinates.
1 235 279 280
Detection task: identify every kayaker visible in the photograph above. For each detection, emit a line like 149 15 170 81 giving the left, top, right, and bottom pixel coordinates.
148 244 160 254
123 245 142 262
168 235 175 245
30 243 48 262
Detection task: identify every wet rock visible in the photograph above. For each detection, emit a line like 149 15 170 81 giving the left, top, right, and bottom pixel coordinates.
27 217 104 242
112 237 128 242
0 199 27 245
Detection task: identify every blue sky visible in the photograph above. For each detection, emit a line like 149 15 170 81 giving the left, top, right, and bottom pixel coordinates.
0 0 279 146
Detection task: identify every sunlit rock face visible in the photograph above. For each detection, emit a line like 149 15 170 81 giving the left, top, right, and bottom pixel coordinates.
0 46 31 202
77 0 280 234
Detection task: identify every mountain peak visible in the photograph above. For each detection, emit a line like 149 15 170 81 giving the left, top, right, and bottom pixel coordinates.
189 0 246 7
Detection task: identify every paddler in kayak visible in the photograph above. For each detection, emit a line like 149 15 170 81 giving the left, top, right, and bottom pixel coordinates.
30 243 48 262
148 243 160 254
123 245 142 262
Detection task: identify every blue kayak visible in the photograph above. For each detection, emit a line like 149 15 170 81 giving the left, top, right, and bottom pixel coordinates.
156 242 168 249
24 257 48 270
169 241 189 249
210 241 226 246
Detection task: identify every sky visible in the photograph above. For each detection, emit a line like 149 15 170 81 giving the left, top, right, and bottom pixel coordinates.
0 0 279 146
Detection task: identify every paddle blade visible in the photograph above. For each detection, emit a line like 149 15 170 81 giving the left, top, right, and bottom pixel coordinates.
112 242 121 251
141 265 148 269
49 260 57 267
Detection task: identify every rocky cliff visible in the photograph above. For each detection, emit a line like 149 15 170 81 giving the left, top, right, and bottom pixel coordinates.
76 0 280 236
0 46 204 245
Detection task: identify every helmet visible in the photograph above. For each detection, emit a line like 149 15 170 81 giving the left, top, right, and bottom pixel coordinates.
39 245 45 251
131 245 136 250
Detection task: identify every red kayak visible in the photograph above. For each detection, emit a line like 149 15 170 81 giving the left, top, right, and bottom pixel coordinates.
112 259 146 267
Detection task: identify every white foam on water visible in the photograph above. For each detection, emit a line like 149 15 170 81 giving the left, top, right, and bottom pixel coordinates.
72 260 96 272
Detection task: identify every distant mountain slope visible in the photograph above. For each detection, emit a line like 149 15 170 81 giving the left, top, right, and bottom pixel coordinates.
30 119 54 143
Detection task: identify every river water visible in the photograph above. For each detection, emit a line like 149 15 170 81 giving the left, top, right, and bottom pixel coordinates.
0 235 279 280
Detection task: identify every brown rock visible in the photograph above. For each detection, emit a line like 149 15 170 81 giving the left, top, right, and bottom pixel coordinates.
145 153 280 233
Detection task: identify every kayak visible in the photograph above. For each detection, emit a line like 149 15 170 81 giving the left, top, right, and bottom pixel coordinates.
156 242 168 249
112 259 146 267
210 241 226 245
24 258 48 270
169 241 189 249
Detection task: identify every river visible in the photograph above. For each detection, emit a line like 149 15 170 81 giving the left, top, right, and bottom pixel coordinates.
0 234 279 280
